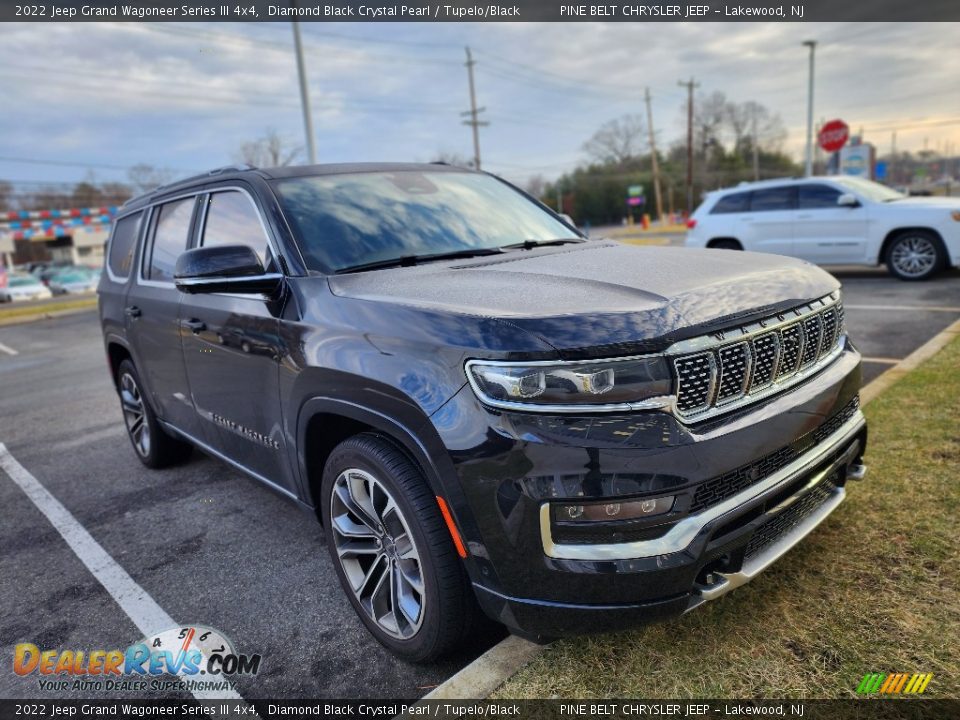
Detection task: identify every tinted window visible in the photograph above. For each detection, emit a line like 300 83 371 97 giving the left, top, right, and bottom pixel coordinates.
798 184 842 209
201 191 270 264
146 198 195 281
710 192 749 214
107 212 142 279
749 187 795 212
273 171 578 273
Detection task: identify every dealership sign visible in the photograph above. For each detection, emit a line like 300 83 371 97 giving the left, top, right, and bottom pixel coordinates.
818 120 849 153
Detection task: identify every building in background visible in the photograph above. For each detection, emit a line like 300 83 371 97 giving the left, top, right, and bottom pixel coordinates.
0 206 116 268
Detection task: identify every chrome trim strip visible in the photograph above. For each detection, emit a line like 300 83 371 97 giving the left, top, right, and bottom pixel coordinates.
540 409 865 561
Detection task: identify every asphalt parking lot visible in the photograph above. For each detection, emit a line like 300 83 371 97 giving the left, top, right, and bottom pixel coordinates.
0 264 958 701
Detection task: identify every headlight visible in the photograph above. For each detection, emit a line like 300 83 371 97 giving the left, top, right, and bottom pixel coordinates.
465 356 673 412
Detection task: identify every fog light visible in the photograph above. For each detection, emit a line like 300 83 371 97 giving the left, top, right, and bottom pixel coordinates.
554 495 675 523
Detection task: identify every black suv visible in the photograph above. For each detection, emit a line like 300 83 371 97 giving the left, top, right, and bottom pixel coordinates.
98 163 867 661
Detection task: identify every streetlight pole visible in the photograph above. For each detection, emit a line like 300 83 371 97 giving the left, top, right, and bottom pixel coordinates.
292 20 317 165
803 40 816 177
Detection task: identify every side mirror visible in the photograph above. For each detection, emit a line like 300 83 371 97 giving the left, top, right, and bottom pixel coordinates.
837 193 860 208
174 245 283 295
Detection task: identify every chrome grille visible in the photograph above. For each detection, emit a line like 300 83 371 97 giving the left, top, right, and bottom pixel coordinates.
800 313 823 367
671 295 845 421
750 333 780 389
674 352 715 413
777 324 804 379
716 343 751 403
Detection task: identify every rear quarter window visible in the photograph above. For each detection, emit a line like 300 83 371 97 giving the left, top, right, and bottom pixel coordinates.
107 212 142 280
710 192 750 214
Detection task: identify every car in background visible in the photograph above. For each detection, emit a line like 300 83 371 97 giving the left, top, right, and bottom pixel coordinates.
34 263 75 286
685 176 960 280
49 269 98 295
0 274 53 302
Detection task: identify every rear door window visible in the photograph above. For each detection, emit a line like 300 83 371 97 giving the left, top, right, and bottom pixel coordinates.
107 212 142 279
145 197 196 282
749 186 796 212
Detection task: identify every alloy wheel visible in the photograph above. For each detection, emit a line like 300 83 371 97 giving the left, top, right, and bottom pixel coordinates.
119 372 151 458
330 468 425 639
891 236 937 278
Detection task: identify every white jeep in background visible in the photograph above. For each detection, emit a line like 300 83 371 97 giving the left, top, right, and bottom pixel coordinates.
685 176 960 280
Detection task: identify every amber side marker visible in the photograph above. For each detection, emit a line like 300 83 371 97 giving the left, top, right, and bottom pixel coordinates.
436 496 468 558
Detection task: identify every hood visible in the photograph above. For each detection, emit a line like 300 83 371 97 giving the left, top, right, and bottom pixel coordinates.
882 196 960 210
328 243 839 358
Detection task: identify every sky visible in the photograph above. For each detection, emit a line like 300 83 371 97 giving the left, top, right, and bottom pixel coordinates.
1 20 958 196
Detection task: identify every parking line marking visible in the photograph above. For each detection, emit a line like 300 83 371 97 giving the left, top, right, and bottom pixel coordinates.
0 341 18 356
861 357 902 365
844 304 960 313
0 443 245 703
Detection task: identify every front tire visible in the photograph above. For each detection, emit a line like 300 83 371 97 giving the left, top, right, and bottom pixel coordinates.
116 359 192 468
321 433 477 662
886 230 945 281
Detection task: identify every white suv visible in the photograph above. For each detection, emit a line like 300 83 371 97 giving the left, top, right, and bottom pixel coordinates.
685 176 960 280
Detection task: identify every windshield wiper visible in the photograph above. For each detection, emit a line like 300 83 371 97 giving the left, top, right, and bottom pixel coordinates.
335 247 505 274
501 238 586 250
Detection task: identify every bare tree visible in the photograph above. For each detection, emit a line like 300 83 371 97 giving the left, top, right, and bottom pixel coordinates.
236 129 302 168
429 151 472 168
127 164 174 195
690 91 728 153
582 114 647 165
524 174 546 198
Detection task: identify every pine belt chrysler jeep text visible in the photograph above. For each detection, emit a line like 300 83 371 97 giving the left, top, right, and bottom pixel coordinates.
98 163 867 661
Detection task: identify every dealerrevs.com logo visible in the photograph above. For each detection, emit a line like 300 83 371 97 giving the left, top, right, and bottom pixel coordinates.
13 625 260 693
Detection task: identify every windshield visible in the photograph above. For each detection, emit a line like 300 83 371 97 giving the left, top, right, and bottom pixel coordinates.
9 276 39 287
272 170 579 273
832 176 906 202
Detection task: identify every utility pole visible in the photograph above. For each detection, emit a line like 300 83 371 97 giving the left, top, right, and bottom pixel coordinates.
891 130 897 184
291 20 317 164
644 88 664 224
751 107 760 181
461 47 488 170
678 78 699 214
802 40 817 177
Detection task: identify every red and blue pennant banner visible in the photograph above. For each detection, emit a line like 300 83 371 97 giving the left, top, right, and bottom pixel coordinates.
3 206 119 221
3 215 113 230
4 225 104 241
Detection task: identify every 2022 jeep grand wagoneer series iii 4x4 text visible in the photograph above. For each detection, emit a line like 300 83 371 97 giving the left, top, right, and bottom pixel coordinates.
98 163 867 661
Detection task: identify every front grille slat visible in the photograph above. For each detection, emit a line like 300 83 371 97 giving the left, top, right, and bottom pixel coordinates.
671 297 844 420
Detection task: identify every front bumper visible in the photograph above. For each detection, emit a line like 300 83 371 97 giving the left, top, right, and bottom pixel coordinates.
433 341 866 637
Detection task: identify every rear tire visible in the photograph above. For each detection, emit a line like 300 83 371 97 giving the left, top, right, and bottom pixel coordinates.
321 433 478 662
709 239 743 251
885 230 945 281
116 359 192 469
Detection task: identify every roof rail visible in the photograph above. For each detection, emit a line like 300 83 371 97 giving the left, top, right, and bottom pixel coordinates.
152 164 257 193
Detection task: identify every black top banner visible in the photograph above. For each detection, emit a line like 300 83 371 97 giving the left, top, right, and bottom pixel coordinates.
3 0 960 22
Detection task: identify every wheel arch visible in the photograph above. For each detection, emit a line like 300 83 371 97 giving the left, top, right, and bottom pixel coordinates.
105 337 133 389
296 397 452 525
878 226 946 265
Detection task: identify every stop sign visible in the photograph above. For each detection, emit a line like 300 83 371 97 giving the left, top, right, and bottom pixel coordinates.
818 120 849 153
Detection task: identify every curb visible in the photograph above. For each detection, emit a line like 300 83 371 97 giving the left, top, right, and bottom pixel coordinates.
0 303 97 327
858 316 960 406
422 317 960 701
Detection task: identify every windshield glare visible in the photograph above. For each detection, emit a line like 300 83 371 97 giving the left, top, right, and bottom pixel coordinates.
272 171 578 272
833 176 906 202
